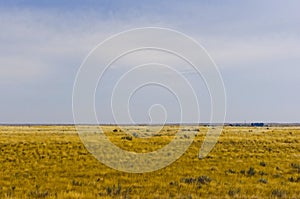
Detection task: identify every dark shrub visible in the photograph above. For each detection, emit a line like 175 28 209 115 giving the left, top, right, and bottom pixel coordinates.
121 136 132 141
247 167 256 176
181 176 211 185
271 189 287 198
197 176 211 184
288 176 300 182
226 169 236 174
228 188 240 197
182 178 195 184
258 178 268 184
260 162 266 167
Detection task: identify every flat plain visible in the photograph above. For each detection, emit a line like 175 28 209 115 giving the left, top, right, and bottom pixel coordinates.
0 125 300 198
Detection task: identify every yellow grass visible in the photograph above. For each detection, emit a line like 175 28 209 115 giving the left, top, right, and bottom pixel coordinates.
0 125 300 198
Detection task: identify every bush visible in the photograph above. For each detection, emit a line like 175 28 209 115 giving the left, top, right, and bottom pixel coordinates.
291 163 300 173
106 184 122 196
132 132 139 138
121 136 132 141
288 176 300 182
197 176 212 185
291 163 300 169
181 176 211 185
260 161 266 167
259 171 267 176
271 189 287 198
228 188 240 197
247 167 256 176
258 178 268 184
226 169 236 174
169 181 178 186
182 178 195 184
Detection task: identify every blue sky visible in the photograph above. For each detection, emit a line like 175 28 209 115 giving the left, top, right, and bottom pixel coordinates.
0 0 299 123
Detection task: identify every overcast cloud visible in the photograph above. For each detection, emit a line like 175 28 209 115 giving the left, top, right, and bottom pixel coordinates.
0 0 299 123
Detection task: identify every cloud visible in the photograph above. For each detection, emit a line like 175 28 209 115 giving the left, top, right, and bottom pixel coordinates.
203 35 300 68
1 2 299 78
0 1 300 123
0 57 47 80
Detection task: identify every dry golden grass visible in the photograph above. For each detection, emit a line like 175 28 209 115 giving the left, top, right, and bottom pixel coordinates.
0 125 300 198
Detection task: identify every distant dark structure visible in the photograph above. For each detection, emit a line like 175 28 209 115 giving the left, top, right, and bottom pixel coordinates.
251 123 264 127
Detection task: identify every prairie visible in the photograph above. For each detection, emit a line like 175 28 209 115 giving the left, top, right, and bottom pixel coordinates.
0 125 300 198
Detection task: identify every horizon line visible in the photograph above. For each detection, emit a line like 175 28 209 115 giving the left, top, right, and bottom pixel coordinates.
0 122 300 127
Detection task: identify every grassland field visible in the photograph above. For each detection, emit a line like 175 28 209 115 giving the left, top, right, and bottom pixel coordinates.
0 125 300 198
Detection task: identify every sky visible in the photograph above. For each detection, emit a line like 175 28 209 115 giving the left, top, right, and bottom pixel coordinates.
0 0 299 124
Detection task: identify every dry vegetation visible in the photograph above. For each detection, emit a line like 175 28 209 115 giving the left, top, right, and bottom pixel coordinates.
0 125 300 198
